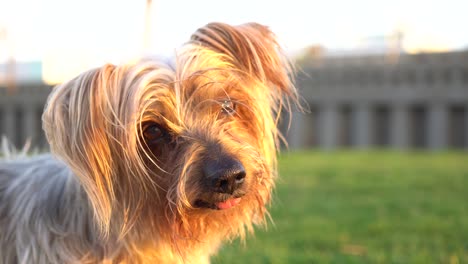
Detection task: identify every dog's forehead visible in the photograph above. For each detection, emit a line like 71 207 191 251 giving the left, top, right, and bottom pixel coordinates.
136 51 259 130
173 64 245 102
143 79 248 133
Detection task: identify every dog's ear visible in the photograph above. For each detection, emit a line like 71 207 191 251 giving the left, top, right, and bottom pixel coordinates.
42 64 120 234
190 22 299 153
190 22 297 99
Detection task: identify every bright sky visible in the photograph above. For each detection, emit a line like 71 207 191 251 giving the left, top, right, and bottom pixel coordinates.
1 0 467 83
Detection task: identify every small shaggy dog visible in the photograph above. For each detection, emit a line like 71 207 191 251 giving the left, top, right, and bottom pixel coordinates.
0 22 297 263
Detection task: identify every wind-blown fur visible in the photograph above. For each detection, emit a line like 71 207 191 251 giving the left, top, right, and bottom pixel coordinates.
0 22 297 263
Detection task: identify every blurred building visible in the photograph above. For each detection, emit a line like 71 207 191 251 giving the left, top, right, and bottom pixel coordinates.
0 61 52 150
0 84 52 150
288 50 468 150
1 51 468 151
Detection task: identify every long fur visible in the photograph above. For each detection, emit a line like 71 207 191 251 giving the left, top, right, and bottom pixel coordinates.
0 22 297 263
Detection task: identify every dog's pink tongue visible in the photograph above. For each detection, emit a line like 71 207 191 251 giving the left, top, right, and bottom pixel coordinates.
216 198 241 210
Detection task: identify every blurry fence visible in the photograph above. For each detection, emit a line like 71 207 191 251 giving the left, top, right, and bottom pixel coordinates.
287 50 468 150
0 84 52 150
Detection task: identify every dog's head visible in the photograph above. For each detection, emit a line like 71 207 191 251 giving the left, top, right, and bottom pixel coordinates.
43 22 297 242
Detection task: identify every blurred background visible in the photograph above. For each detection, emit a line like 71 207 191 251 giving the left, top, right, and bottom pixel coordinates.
1 0 467 263
0 0 467 151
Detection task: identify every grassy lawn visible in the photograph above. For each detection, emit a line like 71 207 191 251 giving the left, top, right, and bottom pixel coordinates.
213 151 468 264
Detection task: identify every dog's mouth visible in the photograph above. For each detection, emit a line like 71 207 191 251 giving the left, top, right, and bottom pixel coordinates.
194 197 243 210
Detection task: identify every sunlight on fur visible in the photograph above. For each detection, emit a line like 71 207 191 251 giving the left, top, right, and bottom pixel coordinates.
0 22 298 263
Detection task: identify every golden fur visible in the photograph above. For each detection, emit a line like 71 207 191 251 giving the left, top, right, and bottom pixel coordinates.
0 22 297 263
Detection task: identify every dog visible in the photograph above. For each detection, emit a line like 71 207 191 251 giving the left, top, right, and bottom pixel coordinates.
0 22 297 263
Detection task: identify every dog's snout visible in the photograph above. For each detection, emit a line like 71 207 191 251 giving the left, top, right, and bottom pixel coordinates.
204 156 246 194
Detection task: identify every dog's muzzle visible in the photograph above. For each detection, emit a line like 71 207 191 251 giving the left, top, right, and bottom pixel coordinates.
194 154 246 210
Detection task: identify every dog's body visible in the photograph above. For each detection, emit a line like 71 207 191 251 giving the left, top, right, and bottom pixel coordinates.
0 155 215 263
0 23 297 263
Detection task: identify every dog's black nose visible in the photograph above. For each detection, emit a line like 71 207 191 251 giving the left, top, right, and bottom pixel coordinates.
203 156 246 194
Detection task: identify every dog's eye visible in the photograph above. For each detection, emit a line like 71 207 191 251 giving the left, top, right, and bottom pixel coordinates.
221 100 236 115
143 123 166 143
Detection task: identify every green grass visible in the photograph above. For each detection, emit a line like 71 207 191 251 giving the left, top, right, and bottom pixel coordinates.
213 150 468 264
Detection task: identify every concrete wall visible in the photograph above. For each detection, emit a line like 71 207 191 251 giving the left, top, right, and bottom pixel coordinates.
0 84 52 150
